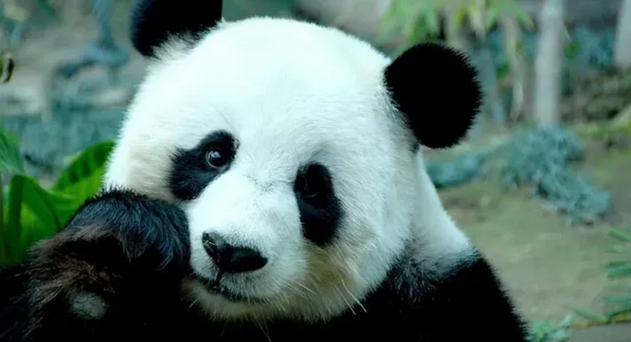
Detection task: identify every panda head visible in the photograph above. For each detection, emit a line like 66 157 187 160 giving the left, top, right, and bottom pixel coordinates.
104 0 481 322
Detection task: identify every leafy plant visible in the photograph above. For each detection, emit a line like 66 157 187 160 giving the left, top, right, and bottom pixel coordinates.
378 0 533 50
599 229 631 321
0 125 114 266
378 0 534 125
573 228 631 326
53 140 115 201
528 315 574 342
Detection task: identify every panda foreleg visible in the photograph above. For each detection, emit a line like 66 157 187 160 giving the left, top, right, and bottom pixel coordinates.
0 189 191 342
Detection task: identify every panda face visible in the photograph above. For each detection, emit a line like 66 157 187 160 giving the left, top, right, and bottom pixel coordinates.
104 0 481 323
107 19 416 321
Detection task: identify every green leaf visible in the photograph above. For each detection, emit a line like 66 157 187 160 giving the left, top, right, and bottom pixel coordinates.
608 260 631 268
13 176 66 229
2 175 84 265
421 4 441 37
565 42 582 59
574 308 609 324
0 140 113 266
512 6 534 29
606 245 627 253
53 140 114 194
485 6 500 28
449 5 468 35
602 295 631 305
0 173 8 264
608 264 631 279
3 175 25 264
610 229 631 243
56 168 106 205
487 0 534 29
0 126 25 175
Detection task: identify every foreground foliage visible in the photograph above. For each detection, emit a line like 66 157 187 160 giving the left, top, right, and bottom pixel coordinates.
0 125 113 266
528 315 574 342
574 228 631 327
528 227 631 341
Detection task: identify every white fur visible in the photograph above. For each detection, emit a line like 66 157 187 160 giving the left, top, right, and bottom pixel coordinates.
103 17 473 322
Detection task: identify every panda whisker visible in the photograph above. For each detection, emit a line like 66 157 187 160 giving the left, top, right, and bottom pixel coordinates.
274 283 296 304
339 274 367 314
274 297 288 312
332 285 355 315
289 279 317 296
270 298 282 311
186 298 200 311
254 317 271 342
330 247 347 266
283 284 307 302
220 322 229 338
279 289 291 304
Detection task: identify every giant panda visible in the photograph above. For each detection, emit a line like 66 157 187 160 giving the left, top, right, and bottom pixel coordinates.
0 0 529 341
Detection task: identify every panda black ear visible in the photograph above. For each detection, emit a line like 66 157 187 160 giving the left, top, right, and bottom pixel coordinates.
130 0 223 58
384 42 482 149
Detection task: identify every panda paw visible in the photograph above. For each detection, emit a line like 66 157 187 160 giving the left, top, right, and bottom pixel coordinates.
0 189 190 339
68 292 109 320
30 188 190 308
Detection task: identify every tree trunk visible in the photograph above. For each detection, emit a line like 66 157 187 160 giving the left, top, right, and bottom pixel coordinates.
533 0 565 127
614 0 631 70
501 15 528 124
479 41 507 126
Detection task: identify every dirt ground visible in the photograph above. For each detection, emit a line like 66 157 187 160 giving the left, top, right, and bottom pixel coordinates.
2 2 631 341
439 144 631 340
440 145 631 322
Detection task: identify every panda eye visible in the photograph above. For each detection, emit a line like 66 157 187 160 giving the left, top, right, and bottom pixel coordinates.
295 164 330 200
296 173 319 198
205 149 229 168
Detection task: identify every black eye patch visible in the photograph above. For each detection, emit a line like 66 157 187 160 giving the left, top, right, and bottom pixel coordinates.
294 163 342 246
168 131 237 201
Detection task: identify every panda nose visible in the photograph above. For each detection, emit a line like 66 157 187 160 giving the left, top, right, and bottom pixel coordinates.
201 232 268 273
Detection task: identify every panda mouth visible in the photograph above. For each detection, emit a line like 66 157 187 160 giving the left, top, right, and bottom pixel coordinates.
207 283 249 302
195 275 265 304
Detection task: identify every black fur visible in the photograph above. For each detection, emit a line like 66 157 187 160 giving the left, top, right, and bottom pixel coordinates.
0 190 528 341
64 189 190 269
129 0 223 58
384 42 482 149
168 130 237 201
294 163 343 246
